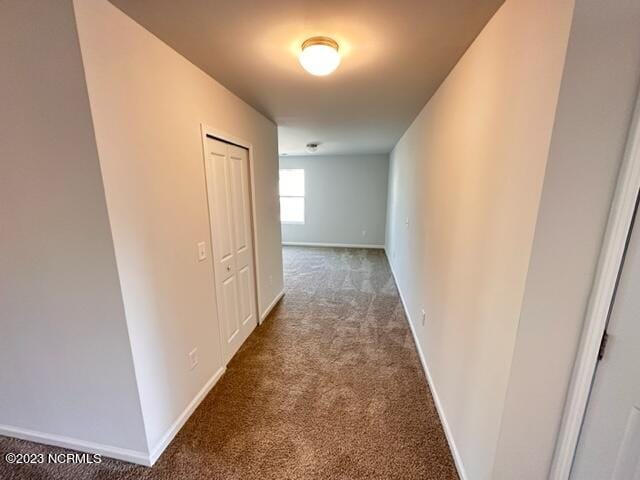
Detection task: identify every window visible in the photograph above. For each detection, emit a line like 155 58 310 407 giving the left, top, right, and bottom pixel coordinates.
279 169 305 224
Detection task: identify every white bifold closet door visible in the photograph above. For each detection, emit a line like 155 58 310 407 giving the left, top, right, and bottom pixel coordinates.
204 136 257 364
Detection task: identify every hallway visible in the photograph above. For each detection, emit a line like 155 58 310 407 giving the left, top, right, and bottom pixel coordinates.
0 247 456 480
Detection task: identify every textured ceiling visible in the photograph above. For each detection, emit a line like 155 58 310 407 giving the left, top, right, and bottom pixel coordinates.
109 0 504 156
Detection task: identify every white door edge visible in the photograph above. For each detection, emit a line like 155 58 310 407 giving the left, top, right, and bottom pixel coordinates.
549 86 640 479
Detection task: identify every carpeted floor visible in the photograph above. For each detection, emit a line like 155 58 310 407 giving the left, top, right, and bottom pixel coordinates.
0 247 458 480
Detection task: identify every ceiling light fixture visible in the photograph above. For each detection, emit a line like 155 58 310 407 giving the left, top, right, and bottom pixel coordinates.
299 36 341 76
306 142 320 153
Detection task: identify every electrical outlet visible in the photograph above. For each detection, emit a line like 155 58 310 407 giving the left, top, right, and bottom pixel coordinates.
421 309 426 326
362 229 367 237
189 347 199 370
405 218 410 228
197 242 207 262
269 274 273 286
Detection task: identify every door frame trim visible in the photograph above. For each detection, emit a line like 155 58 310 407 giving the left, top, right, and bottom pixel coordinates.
200 124 263 326
549 89 640 478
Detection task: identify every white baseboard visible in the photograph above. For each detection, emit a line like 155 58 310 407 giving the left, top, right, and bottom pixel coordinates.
148 365 226 465
282 241 384 249
260 290 284 323
0 365 228 467
385 250 468 480
0 424 150 466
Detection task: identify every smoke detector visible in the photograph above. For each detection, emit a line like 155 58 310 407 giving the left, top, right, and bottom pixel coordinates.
306 142 320 153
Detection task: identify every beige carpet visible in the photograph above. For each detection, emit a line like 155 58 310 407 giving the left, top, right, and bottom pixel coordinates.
0 246 458 480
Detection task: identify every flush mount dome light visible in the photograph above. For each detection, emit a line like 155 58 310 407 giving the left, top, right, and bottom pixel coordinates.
306 142 320 153
299 36 341 76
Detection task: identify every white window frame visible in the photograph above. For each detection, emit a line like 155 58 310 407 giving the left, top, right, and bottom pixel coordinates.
279 169 305 225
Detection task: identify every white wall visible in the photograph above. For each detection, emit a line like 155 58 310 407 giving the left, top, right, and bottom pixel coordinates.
73 0 283 456
280 154 388 247
0 0 147 455
384 0 574 478
493 1 640 478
